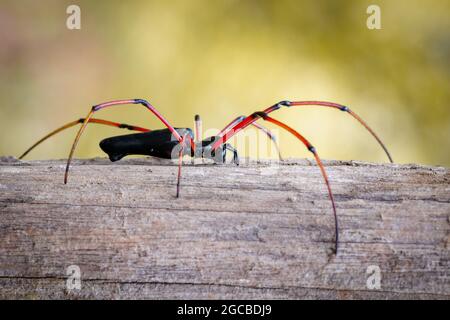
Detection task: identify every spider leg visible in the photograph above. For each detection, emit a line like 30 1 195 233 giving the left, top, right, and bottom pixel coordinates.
250 122 283 161
217 116 245 136
276 101 392 163
212 109 341 253
19 118 149 160
224 144 240 165
65 99 183 184
176 133 192 198
213 100 393 163
255 113 339 254
219 116 283 160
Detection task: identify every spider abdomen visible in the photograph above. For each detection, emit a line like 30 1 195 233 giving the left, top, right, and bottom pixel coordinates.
99 128 193 162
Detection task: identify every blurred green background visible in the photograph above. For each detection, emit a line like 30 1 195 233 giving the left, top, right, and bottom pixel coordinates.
0 0 449 166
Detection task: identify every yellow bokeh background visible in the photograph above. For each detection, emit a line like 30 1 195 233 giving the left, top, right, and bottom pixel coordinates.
0 0 449 166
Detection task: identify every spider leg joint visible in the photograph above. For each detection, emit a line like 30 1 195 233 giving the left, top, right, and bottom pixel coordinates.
278 100 292 107
253 111 268 119
308 146 316 153
134 99 149 106
118 123 135 130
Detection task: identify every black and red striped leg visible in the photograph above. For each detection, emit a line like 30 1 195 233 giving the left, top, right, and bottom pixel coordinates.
254 112 339 254
266 101 393 163
210 98 393 254
218 116 283 160
216 110 340 253
248 122 283 161
19 118 150 160
176 133 194 198
65 99 183 184
213 100 393 163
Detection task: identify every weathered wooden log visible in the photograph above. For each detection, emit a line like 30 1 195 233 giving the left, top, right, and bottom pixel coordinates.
0 156 448 299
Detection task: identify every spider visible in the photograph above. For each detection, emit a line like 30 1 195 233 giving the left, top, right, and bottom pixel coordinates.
19 98 393 254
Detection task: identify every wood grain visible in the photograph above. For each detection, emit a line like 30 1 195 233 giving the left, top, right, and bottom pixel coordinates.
0 156 449 299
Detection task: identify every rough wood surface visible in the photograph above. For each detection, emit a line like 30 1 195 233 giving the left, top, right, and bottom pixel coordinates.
0 156 449 300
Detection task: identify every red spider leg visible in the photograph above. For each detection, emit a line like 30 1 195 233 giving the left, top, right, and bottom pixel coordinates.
264 101 393 163
176 133 191 198
250 122 283 161
217 116 245 137
65 99 182 184
184 131 196 155
19 118 149 160
212 101 393 163
218 116 283 160
255 112 339 254
212 115 259 151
